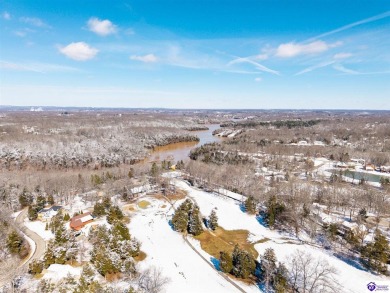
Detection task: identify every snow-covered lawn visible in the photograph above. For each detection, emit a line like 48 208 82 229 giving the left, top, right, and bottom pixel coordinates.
42 264 81 282
129 198 250 293
255 241 390 293
171 179 390 293
24 220 54 241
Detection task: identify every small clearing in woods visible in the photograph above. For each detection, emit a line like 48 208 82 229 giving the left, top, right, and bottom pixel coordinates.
194 227 269 259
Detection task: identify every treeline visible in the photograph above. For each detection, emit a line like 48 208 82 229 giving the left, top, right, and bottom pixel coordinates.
189 143 252 165
220 119 321 129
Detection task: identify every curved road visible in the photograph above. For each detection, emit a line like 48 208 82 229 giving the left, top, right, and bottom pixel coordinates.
0 208 46 288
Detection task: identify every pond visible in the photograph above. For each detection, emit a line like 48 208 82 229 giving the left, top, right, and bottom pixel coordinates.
328 169 385 183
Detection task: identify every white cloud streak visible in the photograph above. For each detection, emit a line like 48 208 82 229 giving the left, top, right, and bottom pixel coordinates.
295 60 335 75
0 61 80 73
227 57 280 75
87 17 117 36
130 54 158 63
19 17 49 28
58 42 98 61
333 64 359 75
306 11 390 42
276 40 340 58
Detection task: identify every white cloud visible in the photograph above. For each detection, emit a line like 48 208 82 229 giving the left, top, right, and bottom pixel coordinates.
59 42 98 61
333 52 352 59
130 54 158 63
20 17 48 27
87 17 117 36
276 40 340 58
2 11 11 20
254 77 262 82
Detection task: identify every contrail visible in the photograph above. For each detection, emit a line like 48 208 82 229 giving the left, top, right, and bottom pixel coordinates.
305 10 390 42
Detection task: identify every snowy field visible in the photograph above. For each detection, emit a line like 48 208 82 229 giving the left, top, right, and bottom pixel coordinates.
24 220 54 241
170 178 390 293
129 198 253 293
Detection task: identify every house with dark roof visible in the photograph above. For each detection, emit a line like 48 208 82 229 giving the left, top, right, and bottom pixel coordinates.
37 205 62 221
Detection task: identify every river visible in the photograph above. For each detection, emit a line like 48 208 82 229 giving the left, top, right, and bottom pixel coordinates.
146 124 222 164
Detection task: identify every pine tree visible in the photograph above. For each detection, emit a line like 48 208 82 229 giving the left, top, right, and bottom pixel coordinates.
261 248 277 291
172 209 188 232
28 205 38 221
188 204 203 236
63 213 70 221
219 251 233 273
361 230 390 274
208 209 218 231
6 230 23 254
232 244 256 279
44 241 56 268
93 202 106 217
244 195 257 214
274 263 289 293
47 194 55 205
106 205 124 224
19 187 32 208
36 195 46 210
28 259 44 275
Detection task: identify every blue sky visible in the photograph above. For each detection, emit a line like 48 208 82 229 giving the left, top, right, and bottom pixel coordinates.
1 0 389 109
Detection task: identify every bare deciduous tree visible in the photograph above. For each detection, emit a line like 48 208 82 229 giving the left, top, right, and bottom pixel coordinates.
288 249 340 293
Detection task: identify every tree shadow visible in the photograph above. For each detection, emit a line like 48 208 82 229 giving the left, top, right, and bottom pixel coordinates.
256 214 268 228
239 203 246 213
168 219 175 231
333 252 368 272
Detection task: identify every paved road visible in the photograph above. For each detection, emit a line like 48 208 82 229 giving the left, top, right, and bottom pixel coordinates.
0 208 46 289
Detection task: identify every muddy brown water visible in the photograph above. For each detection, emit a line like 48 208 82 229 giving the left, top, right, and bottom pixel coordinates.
145 124 222 164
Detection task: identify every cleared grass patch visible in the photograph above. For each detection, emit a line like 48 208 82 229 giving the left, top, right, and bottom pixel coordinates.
137 200 151 209
194 227 264 259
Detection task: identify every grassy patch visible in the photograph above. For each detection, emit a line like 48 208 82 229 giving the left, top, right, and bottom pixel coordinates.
134 250 147 262
194 227 264 259
137 200 151 209
161 204 167 208
151 189 187 201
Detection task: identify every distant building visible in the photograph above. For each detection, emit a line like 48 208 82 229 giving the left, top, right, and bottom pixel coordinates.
70 212 94 231
37 206 62 221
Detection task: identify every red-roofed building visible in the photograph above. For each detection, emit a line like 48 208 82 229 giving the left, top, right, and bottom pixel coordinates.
70 212 94 231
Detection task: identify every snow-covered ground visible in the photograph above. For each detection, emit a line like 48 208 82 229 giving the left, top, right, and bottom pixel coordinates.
129 198 251 293
255 242 390 293
170 178 390 293
24 220 54 241
42 264 82 282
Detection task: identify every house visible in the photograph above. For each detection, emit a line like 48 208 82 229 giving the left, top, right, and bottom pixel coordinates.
70 212 94 231
37 205 62 221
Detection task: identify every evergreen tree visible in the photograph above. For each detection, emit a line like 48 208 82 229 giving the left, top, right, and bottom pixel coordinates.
47 194 55 205
63 213 70 221
172 209 188 232
361 230 390 274
28 205 38 221
112 221 131 241
150 162 159 178
208 209 218 231
44 241 56 268
188 204 203 236
106 205 124 224
244 195 257 214
265 195 285 228
28 259 44 275
261 248 277 292
6 230 23 254
19 187 33 208
36 195 46 210
219 251 233 273
274 263 289 293
92 202 106 217
232 244 256 279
